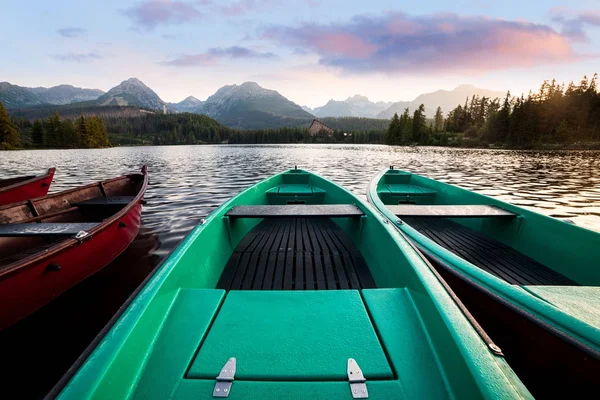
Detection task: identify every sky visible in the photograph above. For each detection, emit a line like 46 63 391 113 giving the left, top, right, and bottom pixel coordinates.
2 0 600 107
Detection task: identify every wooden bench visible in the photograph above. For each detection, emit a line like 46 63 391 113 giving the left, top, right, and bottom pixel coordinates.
0 223 99 237
225 204 365 219
73 196 135 207
388 205 516 218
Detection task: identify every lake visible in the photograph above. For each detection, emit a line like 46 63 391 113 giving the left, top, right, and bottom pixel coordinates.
1 144 599 398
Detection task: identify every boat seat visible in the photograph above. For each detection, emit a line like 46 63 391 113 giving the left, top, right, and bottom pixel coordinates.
379 184 436 204
73 196 135 207
0 222 99 237
225 204 365 218
266 184 326 204
389 205 516 218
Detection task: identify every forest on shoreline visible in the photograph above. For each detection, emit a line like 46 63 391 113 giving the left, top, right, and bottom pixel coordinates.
2 75 599 150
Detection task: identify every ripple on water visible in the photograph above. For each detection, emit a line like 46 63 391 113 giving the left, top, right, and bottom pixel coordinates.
1 145 599 255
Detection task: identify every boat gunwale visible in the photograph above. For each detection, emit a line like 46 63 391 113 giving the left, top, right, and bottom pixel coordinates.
367 167 600 356
0 167 55 194
48 168 532 399
0 166 148 280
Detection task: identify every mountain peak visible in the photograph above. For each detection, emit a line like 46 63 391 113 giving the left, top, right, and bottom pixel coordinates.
240 81 261 89
347 94 370 102
184 95 200 102
97 78 165 109
122 77 144 85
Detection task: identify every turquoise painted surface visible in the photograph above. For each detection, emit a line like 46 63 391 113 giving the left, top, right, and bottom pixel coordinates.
367 168 600 354
57 169 531 399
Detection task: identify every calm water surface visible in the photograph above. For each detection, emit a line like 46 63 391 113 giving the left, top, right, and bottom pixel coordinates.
1 144 599 398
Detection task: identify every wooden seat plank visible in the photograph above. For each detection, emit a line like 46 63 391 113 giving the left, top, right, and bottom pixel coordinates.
74 196 135 206
225 204 364 218
0 223 98 237
389 204 516 218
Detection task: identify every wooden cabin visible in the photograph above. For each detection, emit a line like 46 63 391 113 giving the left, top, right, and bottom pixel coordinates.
308 119 334 136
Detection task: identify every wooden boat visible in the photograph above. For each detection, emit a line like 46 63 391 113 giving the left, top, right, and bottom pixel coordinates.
0 166 148 330
48 169 530 399
368 168 600 396
0 167 55 205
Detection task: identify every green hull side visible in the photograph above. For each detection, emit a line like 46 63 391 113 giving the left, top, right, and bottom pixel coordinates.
368 168 600 354
56 170 530 400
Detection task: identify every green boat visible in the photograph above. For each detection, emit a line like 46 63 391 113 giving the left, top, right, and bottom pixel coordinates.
49 169 530 399
368 167 600 395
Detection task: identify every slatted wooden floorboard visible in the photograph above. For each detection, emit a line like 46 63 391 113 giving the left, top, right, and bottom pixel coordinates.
403 217 577 286
217 218 376 291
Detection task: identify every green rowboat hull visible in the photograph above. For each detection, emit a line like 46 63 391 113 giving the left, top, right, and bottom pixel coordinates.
367 168 600 391
52 169 530 399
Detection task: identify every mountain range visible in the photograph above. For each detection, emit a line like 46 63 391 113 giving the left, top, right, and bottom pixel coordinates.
377 85 506 119
1 78 507 128
304 95 393 118
0 82 104 108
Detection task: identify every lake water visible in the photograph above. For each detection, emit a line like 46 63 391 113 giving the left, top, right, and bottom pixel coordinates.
1 144 599 398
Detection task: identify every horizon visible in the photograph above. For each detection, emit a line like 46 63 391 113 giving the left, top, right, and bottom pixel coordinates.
2 1 600 107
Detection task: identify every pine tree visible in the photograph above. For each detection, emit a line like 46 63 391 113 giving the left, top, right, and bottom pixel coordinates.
399 108 413 143
434 106 444 133
386 113 400 144
44 112 61 147
412 104 426 142
0 101 20 148
76 116 88 147
31 119 44 146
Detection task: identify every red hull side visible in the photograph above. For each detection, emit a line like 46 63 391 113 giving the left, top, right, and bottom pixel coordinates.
0 168 55 206
0 201 143 330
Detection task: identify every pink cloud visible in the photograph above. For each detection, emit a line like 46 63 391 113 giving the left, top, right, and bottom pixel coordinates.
264 12 593 74
312 33 378 58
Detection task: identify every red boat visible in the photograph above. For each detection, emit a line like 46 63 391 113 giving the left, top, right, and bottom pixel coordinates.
0 166 148 330
0 168 56 206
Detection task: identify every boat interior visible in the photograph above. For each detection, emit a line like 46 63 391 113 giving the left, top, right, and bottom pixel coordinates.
63 170 525 400
375 169 599 288
0 174 144 272
0 175 35 189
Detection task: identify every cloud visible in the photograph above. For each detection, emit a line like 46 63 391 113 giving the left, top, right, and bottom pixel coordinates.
123 0 271 30
219 0 263 16
162 46 277 66
50 52 102 63
264 12 590 74
57 27 86 38
122 0 204 30
550 8 600 42
162 33 177 40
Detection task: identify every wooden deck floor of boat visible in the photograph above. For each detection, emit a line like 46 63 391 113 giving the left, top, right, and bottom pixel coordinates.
217 218 376 290
403 217 578 286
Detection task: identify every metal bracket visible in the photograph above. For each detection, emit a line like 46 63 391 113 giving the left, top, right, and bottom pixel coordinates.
213 357 236 398
74 230 91 242
348 358 368 399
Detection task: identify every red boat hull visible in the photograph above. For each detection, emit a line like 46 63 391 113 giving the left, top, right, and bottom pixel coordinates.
0 168 55 206
0 167 147 330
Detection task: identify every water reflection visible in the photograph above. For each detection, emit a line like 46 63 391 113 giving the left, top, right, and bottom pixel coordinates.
0 145 599 398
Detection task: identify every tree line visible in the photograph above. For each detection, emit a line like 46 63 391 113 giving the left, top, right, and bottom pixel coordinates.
2 104 111 149
386 74 600 147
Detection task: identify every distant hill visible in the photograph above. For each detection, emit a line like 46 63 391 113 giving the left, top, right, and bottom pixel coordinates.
309 95 393 118
378 84 506 119
0 82 104 108
0 82 46 108
95 78 166 110
28 84 104 105
169 96 203 113
194 82 315 129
